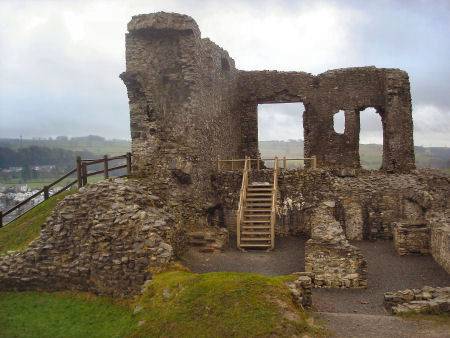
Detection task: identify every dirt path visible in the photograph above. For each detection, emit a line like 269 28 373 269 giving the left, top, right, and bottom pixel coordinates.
315 312 450 338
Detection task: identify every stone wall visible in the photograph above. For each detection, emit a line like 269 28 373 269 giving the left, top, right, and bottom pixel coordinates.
430 214 450 274
121 12 241 227
237 68 415 172
304 202 367 288
0 179 186 297
121 12 416 229
393 222 430 255
215 168 450 274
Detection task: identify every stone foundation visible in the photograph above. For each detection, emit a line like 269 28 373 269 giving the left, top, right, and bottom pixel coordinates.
393 222 430 255
384 286 450 315
0 178 186 297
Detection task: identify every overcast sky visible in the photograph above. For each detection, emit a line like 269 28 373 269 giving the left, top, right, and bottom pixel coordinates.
0 0 449 146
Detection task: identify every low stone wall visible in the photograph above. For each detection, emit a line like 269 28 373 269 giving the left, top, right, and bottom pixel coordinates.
384 286 450 314
393 222 430 255
304 202 367 288
430 222 450 274
286 272 313 308
0 178 186 297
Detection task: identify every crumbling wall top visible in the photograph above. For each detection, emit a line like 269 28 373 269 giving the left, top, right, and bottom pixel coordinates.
127 12 200 38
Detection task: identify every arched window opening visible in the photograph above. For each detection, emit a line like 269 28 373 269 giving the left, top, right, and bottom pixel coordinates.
257 102 305 168
333 110 345 134
359 107 383 169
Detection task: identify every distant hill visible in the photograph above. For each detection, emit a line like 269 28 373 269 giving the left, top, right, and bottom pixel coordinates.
259 140 450 170
0 137 448 171
0 136 130 156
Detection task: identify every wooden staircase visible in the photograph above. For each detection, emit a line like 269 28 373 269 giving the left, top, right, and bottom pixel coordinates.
237 157 279 250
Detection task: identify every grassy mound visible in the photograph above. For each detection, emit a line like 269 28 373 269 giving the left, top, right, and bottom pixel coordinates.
0 292 137 338
0 190 74 255
132 270 321 337
0 270 322 337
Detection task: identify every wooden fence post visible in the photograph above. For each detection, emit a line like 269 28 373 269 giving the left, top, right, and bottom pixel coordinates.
217 155 220 171
126 152 132 176
43 186 49 200
104 155 109 179
82 162 88 186
283 156 287 170
76 156 82 188
312 156 317 169
257 156 260 171
0 211 3 228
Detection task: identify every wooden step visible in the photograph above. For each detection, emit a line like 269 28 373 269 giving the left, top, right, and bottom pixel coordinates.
247 188 272 192
244 213 271 217
246 198 272 202
243 209 271 213
241 231 271 235
243 220 270 223
240 243 271 248
240 237 271 242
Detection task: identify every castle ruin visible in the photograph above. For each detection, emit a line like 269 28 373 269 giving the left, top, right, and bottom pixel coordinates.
0 12 448 296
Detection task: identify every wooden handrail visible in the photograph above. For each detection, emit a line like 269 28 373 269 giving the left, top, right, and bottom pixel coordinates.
236 156 250 249
0 152 132 227
270 157 279 250
217 156 318 171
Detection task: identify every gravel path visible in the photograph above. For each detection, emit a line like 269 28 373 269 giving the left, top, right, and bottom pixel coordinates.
315 312 450 338
182 236 449 315
181 236 305 275
313 240 450 315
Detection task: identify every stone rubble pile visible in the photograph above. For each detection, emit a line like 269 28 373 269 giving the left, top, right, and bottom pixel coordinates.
384 286 450 315
0 178 186 297
287 272 313 308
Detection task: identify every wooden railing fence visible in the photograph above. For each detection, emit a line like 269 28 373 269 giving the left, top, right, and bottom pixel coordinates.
270 157 279 250
217 156 317 171
0 152 132 227
236 156 250 249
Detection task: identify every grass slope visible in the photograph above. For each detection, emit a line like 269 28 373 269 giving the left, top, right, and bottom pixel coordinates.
132 270 321 338
0 190 74 255
0 270 322 338
0 292 137 338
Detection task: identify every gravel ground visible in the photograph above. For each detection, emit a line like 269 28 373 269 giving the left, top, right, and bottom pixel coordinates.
181 236 305 275
182 236 449 315
313 240 450 315
315 312 450 338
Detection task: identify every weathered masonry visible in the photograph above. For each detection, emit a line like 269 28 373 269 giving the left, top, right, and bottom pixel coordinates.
0 12 446 297
121 12 415 187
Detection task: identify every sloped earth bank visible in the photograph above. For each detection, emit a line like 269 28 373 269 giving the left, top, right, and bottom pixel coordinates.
182 236 450 337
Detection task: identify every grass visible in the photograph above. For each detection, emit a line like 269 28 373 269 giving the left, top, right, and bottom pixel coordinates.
0 270 322 337
0 292 137 338
0 190 74 255
132 270 322 338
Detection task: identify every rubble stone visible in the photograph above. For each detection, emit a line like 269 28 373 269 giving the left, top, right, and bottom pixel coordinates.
384 286 450 315
0 178 186 297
